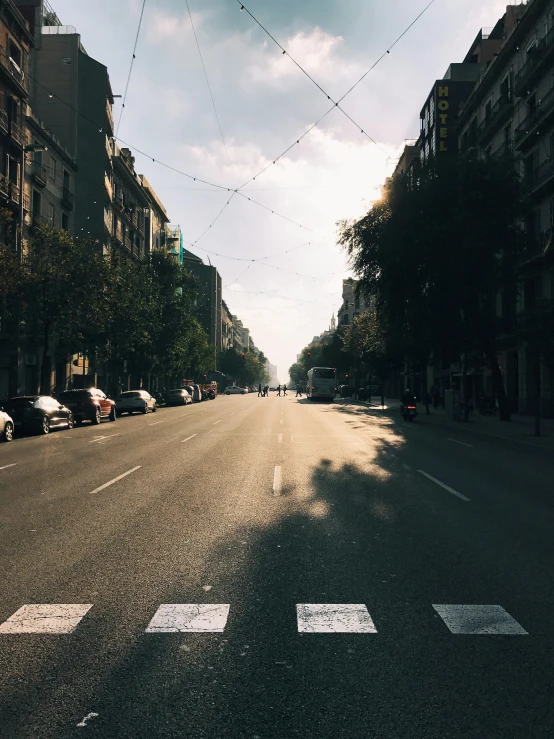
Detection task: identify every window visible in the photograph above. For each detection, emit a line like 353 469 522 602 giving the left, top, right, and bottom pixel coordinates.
32 190 41 216
33 150 43 166
485 99 492 122
48 202 55 227
50 156 57 181
62 212 69 231
63 169 70 190
528 92 537 115
8 40 22 69
500 74 512 103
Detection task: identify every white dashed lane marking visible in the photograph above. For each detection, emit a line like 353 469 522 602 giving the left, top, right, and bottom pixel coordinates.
447 437 474 448
297 604 377 633
89 466 141 495
417 470 470 502
181 434 197 443
145 604 230 633
89 434 121 444
213 420 222 425
433 604 528 635
0 463 17 471
0 604 92 634
273 465 282 496
149 421 164 426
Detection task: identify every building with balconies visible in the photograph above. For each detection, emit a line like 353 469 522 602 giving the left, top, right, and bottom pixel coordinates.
140 174 169 254
221 300 233 351
455 0 554 416
112 145 148 259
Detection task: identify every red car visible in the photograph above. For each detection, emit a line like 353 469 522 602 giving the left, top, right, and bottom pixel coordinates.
57 389 116 425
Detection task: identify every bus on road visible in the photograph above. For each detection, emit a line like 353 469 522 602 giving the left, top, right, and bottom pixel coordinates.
306 367 337 401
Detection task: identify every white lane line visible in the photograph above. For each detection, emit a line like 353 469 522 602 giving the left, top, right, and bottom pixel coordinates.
417 470 470 502
181 434 197 443
213 420 222 425
447 437 474 448
297 604 377 633
273 465 282 496
0 463 17 471
230 412 236 416
432 604 528 635
149 421 164 426
0 604 92 634
145 604 230 633
279 419 283 425
89 466 141 495
278 433 283 444
89 434 121 443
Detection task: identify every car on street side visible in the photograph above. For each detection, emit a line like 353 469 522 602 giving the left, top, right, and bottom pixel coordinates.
57 388 116 425
116 390 157 416
167 388 193 406
225 386 247 395
5 396 74 435
184 384 202 402
0 407 14 442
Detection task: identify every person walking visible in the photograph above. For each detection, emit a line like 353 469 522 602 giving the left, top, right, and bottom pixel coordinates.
283 384 287 396
258 383 262 397
277 385 281 397
296 384 302 397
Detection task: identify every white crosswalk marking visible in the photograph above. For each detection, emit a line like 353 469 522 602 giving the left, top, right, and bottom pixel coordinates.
432 604 528 635
296 604 377 633
0 604 92 634
145 604 230 633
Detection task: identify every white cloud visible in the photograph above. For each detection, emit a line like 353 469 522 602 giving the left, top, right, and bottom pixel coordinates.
249 27 361 85
145 9 201 43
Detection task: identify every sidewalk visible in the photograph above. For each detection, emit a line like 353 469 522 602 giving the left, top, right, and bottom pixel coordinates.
339 396 554 449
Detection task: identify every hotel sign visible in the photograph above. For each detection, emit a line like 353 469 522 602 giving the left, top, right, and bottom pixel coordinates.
436 84 449 153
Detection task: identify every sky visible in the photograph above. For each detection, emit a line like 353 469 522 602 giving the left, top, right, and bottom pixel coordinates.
50 0 512 381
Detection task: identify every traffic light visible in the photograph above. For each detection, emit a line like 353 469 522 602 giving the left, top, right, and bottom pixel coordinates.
307 351 311 357
203 373 207 379
241 351 245 357
345 373 349 379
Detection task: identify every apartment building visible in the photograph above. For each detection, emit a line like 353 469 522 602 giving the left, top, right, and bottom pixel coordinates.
221 300 233 350
455 0 554 415
166 224 183 262
31 21 114 249
140 174 169 254
337 278 369 326
24 107 75 235
183 248 222 352
111 145 148 259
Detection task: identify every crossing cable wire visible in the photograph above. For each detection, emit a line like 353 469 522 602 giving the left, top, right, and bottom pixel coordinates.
4 48 315 234
186 0 230 163
234 0 438 190
116 0 147 136
234 0 383 151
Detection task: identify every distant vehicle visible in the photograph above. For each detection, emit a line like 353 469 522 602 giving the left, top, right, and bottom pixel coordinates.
225 386 247 395
57 388 116 425
0 407 14 442
167 388 192 406
5 395 74 435
306 367 337 401
116 390 157 416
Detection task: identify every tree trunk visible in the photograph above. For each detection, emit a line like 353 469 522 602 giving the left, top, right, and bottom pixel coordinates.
462 354 470 422
534 354 541 437
486 350 510 421
40 323 51 395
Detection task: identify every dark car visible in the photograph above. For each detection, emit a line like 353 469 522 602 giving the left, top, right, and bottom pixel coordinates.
57 388 116 425
5 395 74 435
167 388 192 406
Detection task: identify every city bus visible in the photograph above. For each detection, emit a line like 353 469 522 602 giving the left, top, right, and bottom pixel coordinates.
306 367 337 401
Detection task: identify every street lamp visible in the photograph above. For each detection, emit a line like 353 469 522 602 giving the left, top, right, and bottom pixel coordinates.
19 143 48 255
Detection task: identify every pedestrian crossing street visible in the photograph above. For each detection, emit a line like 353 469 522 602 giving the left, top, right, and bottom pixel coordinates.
0 602 528 635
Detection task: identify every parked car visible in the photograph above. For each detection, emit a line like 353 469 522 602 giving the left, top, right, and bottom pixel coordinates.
5 395 74 435
167 388 193 406
225 386 247 395
57 388 116 425
184 384 202 402
0 407 14 442
116 390 157 416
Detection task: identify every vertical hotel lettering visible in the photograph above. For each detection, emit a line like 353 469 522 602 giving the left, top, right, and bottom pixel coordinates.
437 85 449 152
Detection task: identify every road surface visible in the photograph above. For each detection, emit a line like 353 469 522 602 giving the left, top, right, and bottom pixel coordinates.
0 394 553 738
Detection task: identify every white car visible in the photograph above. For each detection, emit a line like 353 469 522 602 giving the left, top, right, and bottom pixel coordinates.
116 390 157 416
0 408 14 442
225 386 247 395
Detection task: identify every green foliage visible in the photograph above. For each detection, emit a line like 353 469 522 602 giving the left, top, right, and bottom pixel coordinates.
218 347 267 386
288 331 352 385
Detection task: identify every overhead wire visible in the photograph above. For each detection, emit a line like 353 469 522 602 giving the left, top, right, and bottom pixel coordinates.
116 0 147 136
186 0 230 163
234 0 438 191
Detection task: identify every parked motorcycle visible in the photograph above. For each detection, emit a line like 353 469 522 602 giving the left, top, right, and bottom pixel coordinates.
152 391 166 407
401 404 418 422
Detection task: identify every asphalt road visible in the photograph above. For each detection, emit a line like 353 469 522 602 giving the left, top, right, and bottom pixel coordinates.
0 393 553 739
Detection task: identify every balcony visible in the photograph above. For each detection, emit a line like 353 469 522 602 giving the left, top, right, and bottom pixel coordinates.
104 209 113 235
8 120 24 147
0 108 8 135
0 45 29 95
8 181 20 204
105 134 112 161
31 213 47 228
104 172 113 201
31 162 48 187
524 158 554 197
0 172 8 198
22 192 30 211
62 185 74 210
124 235 132 252
113 194 124 212
515 31 554 96
106 101 114 135
491 138 513 159
514 86 554 150
477 95 513 144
